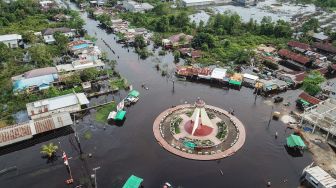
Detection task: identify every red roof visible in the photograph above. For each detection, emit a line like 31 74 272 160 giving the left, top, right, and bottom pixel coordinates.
294 72 306 82
176 66 211 76
312 43 336 54
278 49 310 65
288 41 311 51
298 92 321 105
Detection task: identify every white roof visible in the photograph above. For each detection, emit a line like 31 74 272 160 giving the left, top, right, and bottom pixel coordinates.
305 166 336 188
34 93 89 111
211 68 227 80
107 111 117 120
313 32 329 40
56 60 105 72
0 34 22 42
182 0 214 3
76 93 90 105
243 73 259 81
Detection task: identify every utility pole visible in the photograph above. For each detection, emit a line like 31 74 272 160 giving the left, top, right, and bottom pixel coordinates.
172 79 175 93
73 114 83 154
91 166 101 188
268 106 274 127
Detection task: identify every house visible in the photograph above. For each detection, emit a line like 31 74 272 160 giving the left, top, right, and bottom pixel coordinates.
39 0 56 10
296 92 321 110
11 67 58 92
122 0 154 12
234 0 257 6
278 49 311 70
179 48 202 59
163 33 193 48
0 112 73 147
26 93 89 119
52 14 71 22
312 43 336 56
42 27 74 44
181 0 215 7
287 41 311 53
210 68 227 80
301 166 336 188
243 73 259 87
312 32 329 42
258 79 279 93
229 73 243 87
56 59 105 73
68 40 94 53
0 34 22 48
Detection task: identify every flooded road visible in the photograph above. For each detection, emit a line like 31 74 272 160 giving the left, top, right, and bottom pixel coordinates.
0 3 312 188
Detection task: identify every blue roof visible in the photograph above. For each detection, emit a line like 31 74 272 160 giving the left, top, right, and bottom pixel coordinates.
72 43 89 50
13 74 58 91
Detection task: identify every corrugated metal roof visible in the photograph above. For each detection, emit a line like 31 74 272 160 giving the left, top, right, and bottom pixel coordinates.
24 67 57 78
305 166 336 188
13 74 58 91
211 68 227 80
298 92 321 105
288 41 311 51
0 34 22 42
278 49 310 65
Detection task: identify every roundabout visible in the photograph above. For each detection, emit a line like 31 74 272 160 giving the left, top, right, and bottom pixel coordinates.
153 99 246 160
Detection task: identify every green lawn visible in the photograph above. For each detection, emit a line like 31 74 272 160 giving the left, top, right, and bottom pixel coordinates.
95 102 116 123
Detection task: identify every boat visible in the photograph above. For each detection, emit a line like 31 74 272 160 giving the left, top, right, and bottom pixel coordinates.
123 175 143 188
274 96 283 103
163 182 172 188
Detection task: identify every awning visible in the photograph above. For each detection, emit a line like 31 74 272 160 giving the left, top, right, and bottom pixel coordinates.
298 99 310 106
229 80 242 86
115 110 126 121
128 90 139 97
123 175 143 188
107 111 117 120
286 134 306 148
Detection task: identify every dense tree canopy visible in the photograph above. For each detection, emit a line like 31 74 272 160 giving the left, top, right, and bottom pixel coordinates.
303 70 326 96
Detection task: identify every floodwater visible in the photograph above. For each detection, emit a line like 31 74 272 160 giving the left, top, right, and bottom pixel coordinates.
190 0 316 23
0 2 312 188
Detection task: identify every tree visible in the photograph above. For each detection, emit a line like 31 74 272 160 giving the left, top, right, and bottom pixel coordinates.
80 68 100 82
302 70 326 96
175 12 190 28
134 35 146 49
173 51 180 62
273 20 292 38
54 32 68 54
29 44 52 67
40 143 58 158
152 3 170 15
191 32 215 49
155 16 169 32
260 16 274 36
302 18 319 33
63 73 81 86
96 13 111 26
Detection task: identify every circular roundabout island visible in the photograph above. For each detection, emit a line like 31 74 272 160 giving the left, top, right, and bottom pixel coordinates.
153 98 246 160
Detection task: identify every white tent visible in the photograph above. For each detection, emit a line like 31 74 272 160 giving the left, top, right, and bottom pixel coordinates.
210 68 227 80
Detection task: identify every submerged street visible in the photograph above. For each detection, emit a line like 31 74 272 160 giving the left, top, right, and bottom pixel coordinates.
0 3 313 188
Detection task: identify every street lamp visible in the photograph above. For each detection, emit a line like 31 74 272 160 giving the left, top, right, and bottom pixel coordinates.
92 166 101 188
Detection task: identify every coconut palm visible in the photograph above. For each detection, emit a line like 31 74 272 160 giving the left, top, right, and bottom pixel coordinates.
40 143 59 158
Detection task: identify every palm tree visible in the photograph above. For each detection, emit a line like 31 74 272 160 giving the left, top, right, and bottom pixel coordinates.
40 143 59 158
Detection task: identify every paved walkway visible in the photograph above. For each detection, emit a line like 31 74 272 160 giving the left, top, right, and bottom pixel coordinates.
153 104 246 160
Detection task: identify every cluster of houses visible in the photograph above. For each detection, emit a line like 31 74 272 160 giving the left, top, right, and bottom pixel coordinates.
110 19 152 44
0 92 90 147
10 39 104 93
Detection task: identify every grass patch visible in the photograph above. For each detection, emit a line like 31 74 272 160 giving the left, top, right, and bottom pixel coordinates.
95 102 116 123
110 78 127 91
83 130 92 140
186 110 193 117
